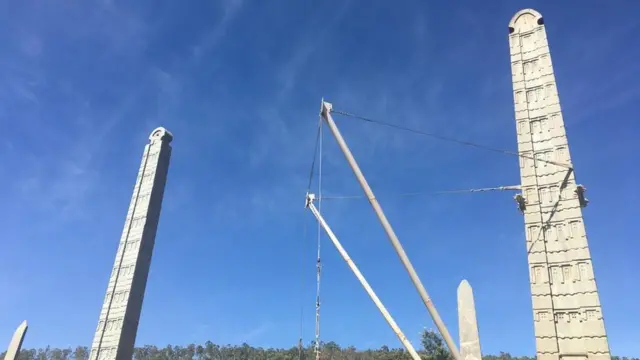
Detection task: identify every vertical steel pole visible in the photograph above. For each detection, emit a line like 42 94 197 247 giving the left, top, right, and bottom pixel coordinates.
320 101 461 360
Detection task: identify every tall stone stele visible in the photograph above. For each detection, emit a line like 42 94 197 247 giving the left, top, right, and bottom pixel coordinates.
4 321 28 360
508 9 610 360
457 280 482 360
89 127 173 360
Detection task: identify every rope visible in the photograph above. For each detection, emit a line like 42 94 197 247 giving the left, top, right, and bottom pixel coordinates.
320 185 521 201
306 117 323 193
331 109 572 170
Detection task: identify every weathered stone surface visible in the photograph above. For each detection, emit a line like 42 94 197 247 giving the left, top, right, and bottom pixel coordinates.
4 320 28 360
89 128 173 360
509 9 611 360
457 280 482 360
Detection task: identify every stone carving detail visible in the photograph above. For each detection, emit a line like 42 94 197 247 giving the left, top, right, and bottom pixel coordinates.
509 9 610 360
90 128 173 360
130 216 146 229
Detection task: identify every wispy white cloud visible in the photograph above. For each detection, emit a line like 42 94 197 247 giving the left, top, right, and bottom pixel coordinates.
191 0 245 63
0 1 153 225
275 0 353 104
237 322 274 343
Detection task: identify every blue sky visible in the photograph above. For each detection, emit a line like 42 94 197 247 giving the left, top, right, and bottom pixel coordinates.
1 0 639 356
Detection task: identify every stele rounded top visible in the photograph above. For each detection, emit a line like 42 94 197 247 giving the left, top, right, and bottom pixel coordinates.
509 9 544 34
149 127 173 143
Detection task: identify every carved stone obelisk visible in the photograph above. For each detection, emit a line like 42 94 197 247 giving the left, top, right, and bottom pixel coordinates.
457 280 481 360
90 127 173 360
4 321 28 360
508 9 610 360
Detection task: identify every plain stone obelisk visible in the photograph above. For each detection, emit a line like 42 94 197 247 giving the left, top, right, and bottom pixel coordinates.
4 321 28 360
89 127 173 360
457 280 481 360
508 9 610 360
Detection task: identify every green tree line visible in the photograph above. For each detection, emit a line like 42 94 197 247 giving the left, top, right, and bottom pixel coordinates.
2 330 636 360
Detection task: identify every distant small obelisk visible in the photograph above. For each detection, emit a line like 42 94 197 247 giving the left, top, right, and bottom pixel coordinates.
4 320 28 360
457 280 482 360
89 127 173 360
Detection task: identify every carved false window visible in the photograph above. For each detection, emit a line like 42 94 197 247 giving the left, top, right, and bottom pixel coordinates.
538 311 549 321
527 88 543 106
537 55 545 74
545 227 554 241
147 152 159 163
527 90 537 104
511 35 520 49
561 181 574 199
544 84 552 98
524 59 538 76
540 187 550 204
522 34 534 51
142 172 155 186
550 186 559 202
545 83 556 99
535 152 544 168
526 153 534 169
530 266 536 283
532 266 543 283
526 187 535 202
570 221 582 238
540 55 549 72
556 146 567 163
586 310 597 321
527 89 535 104
528 225 540 242
546 151 555 171
127 240 140 253
119 264 134 277
556 223 566 241
530 120 543 138
562 266 572 283
551 267 562 284
579 263 589 280
550 113 561 126
556 312 566 322
131 216 145 229
137 193 150 205
569 312 579 322
512 62 522 77
541 118 549 132
518 121 527 135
